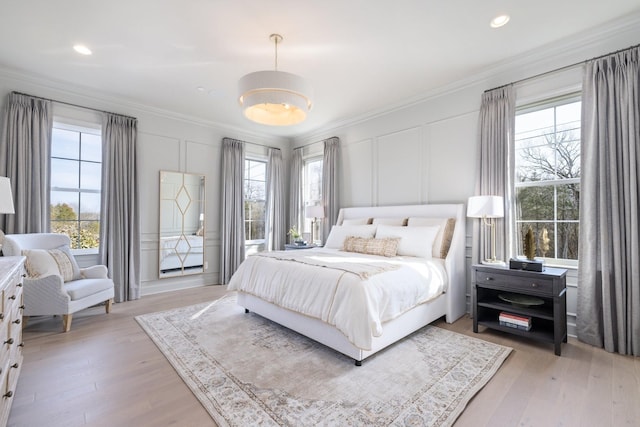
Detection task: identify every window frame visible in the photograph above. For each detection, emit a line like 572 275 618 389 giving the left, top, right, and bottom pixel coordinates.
243 156 267 245
50 120 103 255
302 156 323 235
513 93 581 268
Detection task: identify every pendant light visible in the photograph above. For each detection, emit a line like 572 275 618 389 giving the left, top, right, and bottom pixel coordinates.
238 34 313 126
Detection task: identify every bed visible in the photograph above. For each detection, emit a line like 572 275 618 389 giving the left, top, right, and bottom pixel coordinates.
159 235 204 274
227 204 466 365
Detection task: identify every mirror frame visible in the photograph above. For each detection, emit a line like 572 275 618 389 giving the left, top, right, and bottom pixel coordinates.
159 170 205 278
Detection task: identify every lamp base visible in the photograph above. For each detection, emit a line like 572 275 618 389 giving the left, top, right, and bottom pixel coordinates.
481 259 506 267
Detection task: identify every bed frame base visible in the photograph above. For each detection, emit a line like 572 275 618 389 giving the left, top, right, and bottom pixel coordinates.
238 291 448 365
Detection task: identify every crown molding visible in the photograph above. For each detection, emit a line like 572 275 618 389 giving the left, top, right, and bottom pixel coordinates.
0 67 291 146
294 11 640 143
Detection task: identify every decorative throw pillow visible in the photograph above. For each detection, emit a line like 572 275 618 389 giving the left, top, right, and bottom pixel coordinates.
22 245 81 282
23 249 61 279
407 217 456 258
375 225 440 258
372 217 407 226
343 236 400 257
341 218 371 225
324 225 377 249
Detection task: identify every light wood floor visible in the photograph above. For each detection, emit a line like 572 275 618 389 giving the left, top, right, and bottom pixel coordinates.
9 285 640 427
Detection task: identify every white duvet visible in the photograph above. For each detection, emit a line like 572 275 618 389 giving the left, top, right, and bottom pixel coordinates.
227 248 448 350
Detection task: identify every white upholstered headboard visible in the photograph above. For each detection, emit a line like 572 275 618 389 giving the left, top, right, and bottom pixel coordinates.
335 204 466 322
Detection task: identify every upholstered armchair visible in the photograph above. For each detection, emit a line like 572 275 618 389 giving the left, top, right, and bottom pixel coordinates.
3 233 115 332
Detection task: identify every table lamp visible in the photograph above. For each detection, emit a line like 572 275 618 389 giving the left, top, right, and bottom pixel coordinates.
467 195 504 265
305 205 325 245
0 177 15 251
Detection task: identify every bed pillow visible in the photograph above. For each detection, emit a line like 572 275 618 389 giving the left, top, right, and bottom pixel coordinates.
407 217 456 258
371 217 407 226
22 245 81 282
343 236 400 257
375 225 439 258
324 225 377 249
341 218 371 225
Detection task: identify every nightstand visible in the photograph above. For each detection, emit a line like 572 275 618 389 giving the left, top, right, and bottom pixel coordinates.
284 244 317 251
472 264 568 356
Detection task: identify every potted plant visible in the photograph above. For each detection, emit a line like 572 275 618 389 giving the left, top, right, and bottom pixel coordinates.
287 226 305 245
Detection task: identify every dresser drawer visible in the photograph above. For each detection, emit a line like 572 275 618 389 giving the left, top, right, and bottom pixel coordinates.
476 270 554 295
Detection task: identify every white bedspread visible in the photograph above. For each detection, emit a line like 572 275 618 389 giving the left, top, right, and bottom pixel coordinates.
227 248 448 350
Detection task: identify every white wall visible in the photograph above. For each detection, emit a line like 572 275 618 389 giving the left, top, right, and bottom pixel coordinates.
0 71 290 295
292 22 640 337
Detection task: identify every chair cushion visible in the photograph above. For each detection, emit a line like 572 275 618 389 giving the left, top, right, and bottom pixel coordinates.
64 278 114 301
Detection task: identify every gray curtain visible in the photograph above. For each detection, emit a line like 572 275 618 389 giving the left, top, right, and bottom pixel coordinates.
99 113 140 302
289 147 304 239
220 138 245 284
577 46 640 356
0 92 52 234
265 148 285 251
321 137 339 242
473 86 516 264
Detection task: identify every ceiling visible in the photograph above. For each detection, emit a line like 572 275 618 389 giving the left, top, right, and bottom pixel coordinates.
1 1 639 138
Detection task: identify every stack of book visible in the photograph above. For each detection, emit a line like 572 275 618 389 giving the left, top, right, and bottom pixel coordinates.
499 312 532 331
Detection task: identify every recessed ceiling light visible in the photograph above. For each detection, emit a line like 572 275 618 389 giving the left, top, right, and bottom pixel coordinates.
73 44 92 55
490 15 510 28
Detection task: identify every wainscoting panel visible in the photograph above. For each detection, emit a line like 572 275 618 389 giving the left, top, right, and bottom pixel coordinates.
376 127 423 205
340 138 373 207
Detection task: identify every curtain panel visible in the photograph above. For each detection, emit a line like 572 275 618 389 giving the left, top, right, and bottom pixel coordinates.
473 86 516 264
577 46 640 356
220 138 245 284
265 148 285 251
289 148 304 240
322 137 339 242
0 92 52 234
99 113 140 302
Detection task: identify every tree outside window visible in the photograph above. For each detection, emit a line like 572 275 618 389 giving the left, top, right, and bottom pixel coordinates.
514 97 580 263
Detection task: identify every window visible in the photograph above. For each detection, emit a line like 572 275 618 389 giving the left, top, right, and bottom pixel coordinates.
50 123 102 250
514 96 580 265
303 157 323 233
244 159 266 243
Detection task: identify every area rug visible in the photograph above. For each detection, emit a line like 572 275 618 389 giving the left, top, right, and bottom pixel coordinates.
135 294 511 426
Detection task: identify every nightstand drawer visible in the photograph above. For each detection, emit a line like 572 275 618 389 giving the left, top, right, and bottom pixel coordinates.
476 270 554 294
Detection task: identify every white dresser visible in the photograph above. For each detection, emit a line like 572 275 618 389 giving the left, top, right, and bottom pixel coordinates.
0 257 25 426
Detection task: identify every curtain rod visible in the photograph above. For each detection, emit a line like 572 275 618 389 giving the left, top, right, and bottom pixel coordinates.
293 136 339 151
11 91 137 120
485 43 640 93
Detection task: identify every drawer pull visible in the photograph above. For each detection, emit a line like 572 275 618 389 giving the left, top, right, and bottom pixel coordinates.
18 342 24 348
4 338 13 345
22 273 27 278
3 391 12 399
485 277 494 281
12 319 20 325
531 283 538 288
11 363 18 369
17 283 23 287
19 305 25 310
8 295 16 300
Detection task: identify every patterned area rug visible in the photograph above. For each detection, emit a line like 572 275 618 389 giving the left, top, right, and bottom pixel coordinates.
136 294 511 427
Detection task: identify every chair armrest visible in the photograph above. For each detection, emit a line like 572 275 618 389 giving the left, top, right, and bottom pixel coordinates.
23 275 71 316
80 265 108 279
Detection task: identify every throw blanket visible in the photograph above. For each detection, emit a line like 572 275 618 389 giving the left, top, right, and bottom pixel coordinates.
228 248 447 350
254 250 400 279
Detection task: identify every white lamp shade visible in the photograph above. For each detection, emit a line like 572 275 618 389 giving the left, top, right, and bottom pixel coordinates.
0 177 15 214
238 70 313 126
305 205 324 219
467 195 504 218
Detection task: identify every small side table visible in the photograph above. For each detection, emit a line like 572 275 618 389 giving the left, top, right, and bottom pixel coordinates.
284 244 317 251
472 264 567 356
